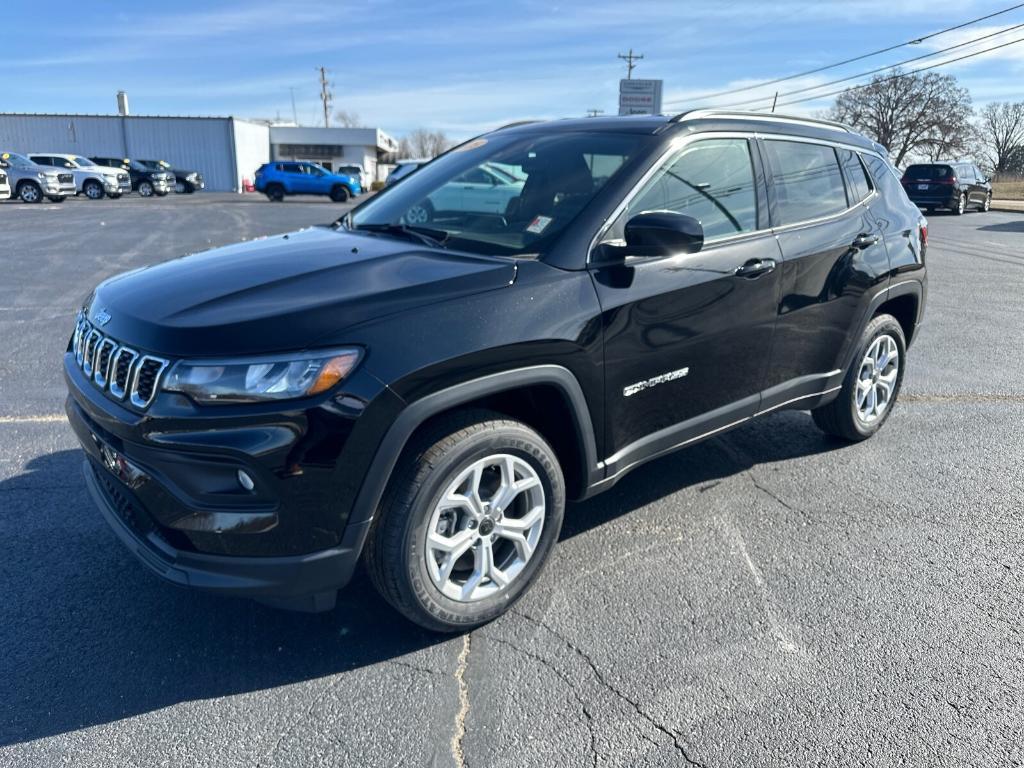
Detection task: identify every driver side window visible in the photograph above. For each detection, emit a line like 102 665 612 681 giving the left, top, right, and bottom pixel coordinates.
615 138 758 242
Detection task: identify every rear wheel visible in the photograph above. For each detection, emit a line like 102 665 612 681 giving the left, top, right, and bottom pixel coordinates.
812 314 906 442
983 193 992 212
365 411 565 632
266 184 285 202
46 196 65 203
83 179 104 200
18 181 42 203
330 185 350 203
953 192 966 215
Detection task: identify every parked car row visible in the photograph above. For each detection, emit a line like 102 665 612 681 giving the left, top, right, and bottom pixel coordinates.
0 151 205 203
254 161 363 202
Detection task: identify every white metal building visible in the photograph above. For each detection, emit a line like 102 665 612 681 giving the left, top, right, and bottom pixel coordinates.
0 114 271 192
268 126 399 183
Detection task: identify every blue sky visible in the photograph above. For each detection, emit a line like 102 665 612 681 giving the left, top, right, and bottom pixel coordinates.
3 0 1023 139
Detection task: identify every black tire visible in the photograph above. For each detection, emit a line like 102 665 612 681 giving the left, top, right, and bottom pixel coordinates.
924 206 935 214
266 184 285 202
83 179 105 200
47 196 65 203
365 410 565 632
330 185 350 203
108 193 122 199
982 193 992 212
952 192 966 215
812 313 907 442
174 180 186 194
18 181 42 203
138 180 154 197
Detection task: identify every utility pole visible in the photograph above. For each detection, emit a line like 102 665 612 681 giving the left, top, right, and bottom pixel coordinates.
617 48 644 79
289 87 298 125
586 108 604 117
316 66 333 128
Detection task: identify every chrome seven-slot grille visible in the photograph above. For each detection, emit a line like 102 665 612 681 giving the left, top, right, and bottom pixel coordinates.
117 173 130 183
72 315 169 409
57 173 74 184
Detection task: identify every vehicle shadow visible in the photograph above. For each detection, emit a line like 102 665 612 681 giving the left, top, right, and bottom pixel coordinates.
977 220 1024 233
0 411 844 747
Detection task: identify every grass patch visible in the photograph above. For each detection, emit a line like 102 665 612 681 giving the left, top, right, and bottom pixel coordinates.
992 181 1024 200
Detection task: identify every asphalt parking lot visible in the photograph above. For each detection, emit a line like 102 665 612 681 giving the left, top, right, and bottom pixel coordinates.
1 193 1021 767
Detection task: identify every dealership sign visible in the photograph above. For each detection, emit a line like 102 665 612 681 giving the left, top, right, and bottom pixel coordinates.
618 79 663 116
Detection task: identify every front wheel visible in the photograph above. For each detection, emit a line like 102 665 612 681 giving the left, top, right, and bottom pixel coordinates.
46 196 66 203
83 179 105 200
138 180 154 197
18 182 42 203
174 181 186 194
812 314 906 442
983 193 992 212
405 199 434 224
365 411 565 632
330 185 350 203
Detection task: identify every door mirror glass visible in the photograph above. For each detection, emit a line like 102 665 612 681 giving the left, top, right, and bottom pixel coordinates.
624 211 704 257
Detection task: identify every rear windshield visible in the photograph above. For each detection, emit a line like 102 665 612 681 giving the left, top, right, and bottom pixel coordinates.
903 165 953 180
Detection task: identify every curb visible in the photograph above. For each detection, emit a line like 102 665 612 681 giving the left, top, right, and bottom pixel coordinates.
990 200 1024 212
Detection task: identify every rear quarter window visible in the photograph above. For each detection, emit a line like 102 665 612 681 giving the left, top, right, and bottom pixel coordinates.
838 149 872 203
763 140 848 225
864 155 912 207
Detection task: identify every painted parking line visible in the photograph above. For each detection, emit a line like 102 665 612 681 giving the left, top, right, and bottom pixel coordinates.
0 414 66 424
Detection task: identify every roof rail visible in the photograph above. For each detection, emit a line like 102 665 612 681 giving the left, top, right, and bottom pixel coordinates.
669 109 854 134
492 119 542 131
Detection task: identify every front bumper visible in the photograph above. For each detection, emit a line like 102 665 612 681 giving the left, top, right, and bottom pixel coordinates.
82 458 363 609
43 181 76 196
105 179 132 194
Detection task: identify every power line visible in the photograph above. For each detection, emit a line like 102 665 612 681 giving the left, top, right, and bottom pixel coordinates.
667 2 1024 104
759 35 1024 110
711 21 1024 109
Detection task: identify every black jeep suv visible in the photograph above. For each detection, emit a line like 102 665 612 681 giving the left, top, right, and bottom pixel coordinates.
901 161 992 215
65 111 927 631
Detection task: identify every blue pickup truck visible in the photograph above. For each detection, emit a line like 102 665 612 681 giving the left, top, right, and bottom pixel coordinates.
254 161 362 202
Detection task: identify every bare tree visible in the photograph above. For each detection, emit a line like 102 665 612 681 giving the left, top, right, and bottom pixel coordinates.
405 128 452 158
334 109 362 128
828 68 973 167
977 101 1024 178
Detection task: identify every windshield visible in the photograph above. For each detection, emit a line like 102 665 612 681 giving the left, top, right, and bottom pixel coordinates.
2 152 36 169
73 156 95 167
352 131 643 256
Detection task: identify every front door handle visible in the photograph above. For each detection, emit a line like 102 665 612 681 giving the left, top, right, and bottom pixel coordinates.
734 257 777 278
852 233 880 249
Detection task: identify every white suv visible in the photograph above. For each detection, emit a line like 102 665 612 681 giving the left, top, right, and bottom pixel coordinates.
29 154 132 200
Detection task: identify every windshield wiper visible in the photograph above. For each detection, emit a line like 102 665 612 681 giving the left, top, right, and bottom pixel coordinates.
353 223 450 249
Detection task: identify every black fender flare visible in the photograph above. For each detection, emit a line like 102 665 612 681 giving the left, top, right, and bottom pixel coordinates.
842 277 924 375
339 364 601 553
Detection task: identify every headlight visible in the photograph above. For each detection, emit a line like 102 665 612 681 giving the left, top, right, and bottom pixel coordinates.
187 172 198 180
163 348 361 404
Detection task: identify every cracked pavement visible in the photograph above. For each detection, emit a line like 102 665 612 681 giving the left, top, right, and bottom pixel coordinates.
1 197 1022 766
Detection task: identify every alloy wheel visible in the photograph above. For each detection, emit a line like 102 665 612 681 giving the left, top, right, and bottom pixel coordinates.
424 454 545 602
856 334 899 424
984 193 991 212
957 194 965 214
20 184 40 203
406 204 430 225
85 182 103 199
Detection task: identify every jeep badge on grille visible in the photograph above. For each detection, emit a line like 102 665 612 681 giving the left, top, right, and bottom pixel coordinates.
93 308 112 326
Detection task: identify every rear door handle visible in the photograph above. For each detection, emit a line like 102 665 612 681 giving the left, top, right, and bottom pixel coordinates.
852 233 880 249
734 257 777 278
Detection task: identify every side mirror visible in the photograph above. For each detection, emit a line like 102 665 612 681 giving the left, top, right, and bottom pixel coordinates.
624 211 704 257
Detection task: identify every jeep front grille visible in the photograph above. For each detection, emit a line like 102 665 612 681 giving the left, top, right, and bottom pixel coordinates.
72 316 169 409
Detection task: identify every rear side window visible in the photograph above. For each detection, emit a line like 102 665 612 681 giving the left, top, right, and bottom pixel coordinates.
838 149 872 203
763 140 847 225
32 156 52 166
863 154 910 206
628 138 758 240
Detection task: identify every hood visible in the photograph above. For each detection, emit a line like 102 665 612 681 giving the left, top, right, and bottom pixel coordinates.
88 226 517 357
92 164 129 175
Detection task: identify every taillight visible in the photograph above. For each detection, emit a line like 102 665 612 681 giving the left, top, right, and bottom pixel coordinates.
920 223 928 245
